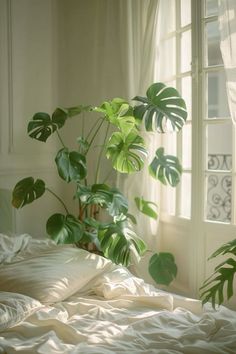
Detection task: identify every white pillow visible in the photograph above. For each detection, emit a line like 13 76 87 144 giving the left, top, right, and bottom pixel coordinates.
0 292 42 331
0 233 56 264
0 245 115 303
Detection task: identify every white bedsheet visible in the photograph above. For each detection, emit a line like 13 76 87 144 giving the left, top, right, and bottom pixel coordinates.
1 266 236 353
0 234 236 353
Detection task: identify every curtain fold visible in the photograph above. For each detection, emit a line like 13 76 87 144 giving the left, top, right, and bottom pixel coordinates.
219 0 236 123
116 0 160 281
118 0 159 99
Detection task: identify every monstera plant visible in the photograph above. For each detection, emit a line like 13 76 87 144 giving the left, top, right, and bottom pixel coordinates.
12 82 187 286
200 238 236 308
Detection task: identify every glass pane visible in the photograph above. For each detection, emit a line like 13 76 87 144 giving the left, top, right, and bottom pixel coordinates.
207 71 230 118
207 123 232 171
162 186 176 216
181 30 191 72
159 0 176 34
206 21 223 66
181 0 191 27
159 37 176 80
182 124 192 168
162 131 177 155
205 0 219 17
181 76 192 119
206 174 231 223
180 173 191 218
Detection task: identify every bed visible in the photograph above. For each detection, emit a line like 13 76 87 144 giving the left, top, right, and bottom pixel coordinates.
0 233 236 354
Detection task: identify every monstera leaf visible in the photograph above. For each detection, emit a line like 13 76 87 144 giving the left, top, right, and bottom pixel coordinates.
149 147 182 187
98 221 147 266
28 106 90 142
106 131 147 173
135 197 158 219
200 239 236 308
149 252 177 286
94 98 136 135
27 109 68 142
133 82 187 133
46 213 84 244
77 136 89 155
55 148 87 182
12 177 45 208
76 183 128 217
65 105 91 117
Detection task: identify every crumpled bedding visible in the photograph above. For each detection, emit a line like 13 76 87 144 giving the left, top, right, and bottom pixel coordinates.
0 234 236 353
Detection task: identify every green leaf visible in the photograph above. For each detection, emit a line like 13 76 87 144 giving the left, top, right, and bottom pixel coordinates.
149 252 177 286
106 131 147 173
27 112 57 142
107 187 128 217
55 148 87 182
27 106 90 143
133 82 187 132
65 105 91 117
46 213 84 244
135 197 158 219
126 213 137 225
200 239 236 308
76 183 128 217
77 136 89 155
12 177 45 208
200 257 236 308
98 220 147 266
94 99 136 135
209 238 236 259
149 147 182 187
52 108 68 128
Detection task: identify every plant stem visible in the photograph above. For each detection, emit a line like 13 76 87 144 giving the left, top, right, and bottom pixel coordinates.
46 187 69 214
95 122 110 184
56 130 66 148
82 114 85 137
86 117 102 141
87 117 105 151
102 168 114 184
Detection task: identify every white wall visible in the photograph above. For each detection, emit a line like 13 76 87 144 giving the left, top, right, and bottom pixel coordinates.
0 0 125 236
0 0 64 238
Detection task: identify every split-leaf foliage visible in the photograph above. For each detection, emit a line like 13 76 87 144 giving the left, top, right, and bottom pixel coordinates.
200 239 236 308
12 83 187 286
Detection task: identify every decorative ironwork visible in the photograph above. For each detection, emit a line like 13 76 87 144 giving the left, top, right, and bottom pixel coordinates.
207 154 232 223
208 154 232 170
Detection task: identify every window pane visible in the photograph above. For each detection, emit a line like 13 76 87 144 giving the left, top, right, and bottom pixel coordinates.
162 186 176 216
205 0 219 17
159 0 176 34
180 173 191 218
206 174 231 223
206 21 223 66
182 124 192 168
162 131 177 155
181 76 192 119
207 123 232 171
159 37 176 80
181 30 191 72
181 0 191 27
207 71 230 118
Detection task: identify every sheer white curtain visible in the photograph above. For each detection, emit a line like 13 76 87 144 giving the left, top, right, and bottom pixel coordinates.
219 0 236 123
116 0 161 280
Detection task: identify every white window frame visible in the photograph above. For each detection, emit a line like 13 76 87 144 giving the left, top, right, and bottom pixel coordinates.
158 0 236 301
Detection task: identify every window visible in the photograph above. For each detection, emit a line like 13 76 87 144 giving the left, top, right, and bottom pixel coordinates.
155 0 234 299
156 0 192 220
156 0 231 224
